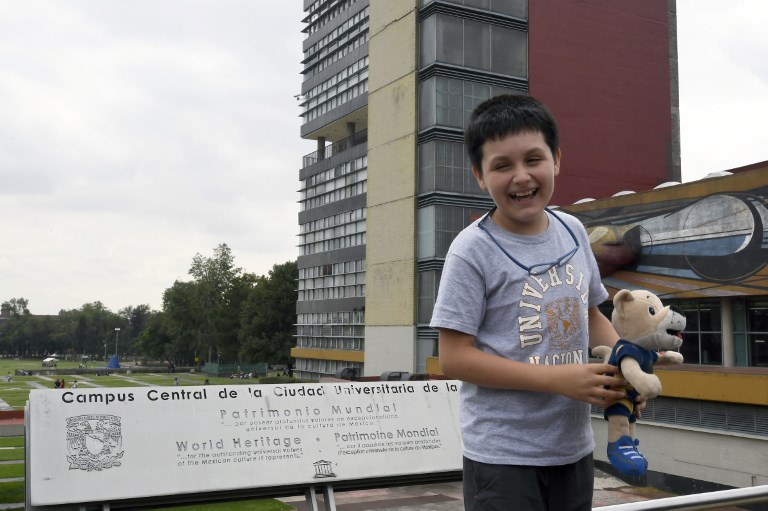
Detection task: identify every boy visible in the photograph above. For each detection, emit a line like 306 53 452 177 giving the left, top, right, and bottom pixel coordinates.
430 95 629 511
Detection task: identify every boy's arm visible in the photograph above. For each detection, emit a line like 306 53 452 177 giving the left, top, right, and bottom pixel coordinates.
438 328 626 407
587 306 620 349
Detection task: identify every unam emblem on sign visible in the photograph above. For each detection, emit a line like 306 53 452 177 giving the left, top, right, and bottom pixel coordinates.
66 415 124 471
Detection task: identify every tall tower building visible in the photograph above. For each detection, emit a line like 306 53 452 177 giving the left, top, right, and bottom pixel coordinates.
293 0 679 379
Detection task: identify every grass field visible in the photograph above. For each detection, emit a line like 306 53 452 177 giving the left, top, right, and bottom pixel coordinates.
0 358 305 510
0 357 300 409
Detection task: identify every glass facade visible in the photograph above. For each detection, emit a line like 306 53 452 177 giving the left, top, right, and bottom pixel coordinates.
299 156 367 212
419 77 518 131
418 140 487 194
417 205 487 260
298 260 365 302
295 311 365 351
419 0 528 19
297 0 369 380
303 6 369 77
415 4 528 367
301 56 369 122
420 13 528 76
734 297 768 367
676 299 723 366
304 0 363 37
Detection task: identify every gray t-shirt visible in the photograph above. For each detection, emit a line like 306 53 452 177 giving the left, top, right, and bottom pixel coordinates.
430 209 608 466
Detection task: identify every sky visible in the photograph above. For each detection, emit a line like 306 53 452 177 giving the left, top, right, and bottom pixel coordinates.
1 1 766 315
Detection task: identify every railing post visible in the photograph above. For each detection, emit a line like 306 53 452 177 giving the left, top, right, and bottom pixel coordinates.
304 486 320 511
322 484 337 511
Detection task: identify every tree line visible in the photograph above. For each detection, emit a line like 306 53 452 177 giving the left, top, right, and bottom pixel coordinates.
0 244 297 366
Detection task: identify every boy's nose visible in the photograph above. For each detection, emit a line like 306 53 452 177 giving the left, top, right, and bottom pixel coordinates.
512 168 532 183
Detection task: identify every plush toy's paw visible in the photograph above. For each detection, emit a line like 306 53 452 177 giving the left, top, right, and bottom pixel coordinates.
607 436 648 477
591 345 612 362
658 351 684 364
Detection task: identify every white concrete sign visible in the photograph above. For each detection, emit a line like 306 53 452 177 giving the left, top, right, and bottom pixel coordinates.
27 381 462 506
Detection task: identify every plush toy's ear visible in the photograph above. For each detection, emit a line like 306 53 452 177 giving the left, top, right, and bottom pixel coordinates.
612 289 634 318
613 289 634 306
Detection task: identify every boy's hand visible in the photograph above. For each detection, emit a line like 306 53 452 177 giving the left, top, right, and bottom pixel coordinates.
634 394 647 419
552 363 627 406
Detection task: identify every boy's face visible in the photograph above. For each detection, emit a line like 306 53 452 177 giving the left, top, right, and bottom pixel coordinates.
472 130 560 236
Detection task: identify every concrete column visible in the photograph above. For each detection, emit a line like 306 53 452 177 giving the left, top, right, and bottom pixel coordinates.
317 137 326 161
721 297 734 367
346 122 356 145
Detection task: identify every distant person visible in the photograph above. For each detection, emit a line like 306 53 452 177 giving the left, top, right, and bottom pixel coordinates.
54 378 61 389
60 378 65 389
6 372 11 383
204 379 210 385
174 377 180 386
71 380 79 388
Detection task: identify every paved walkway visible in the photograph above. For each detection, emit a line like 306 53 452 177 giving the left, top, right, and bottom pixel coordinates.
279 470 680 510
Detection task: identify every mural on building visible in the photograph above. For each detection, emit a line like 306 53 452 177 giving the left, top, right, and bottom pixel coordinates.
564 170 768 299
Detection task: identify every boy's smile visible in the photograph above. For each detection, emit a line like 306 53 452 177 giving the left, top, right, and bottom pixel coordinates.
472 130 560 236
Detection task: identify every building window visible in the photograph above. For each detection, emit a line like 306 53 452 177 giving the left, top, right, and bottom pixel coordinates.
416 335 438 374
419 13 527 76
294 359 363 380
674 299 722 365
746 298 768 367
294 309 365 379
298 260 366 302
418 270 441 325
303 6 369 77
419 76 518 131
417 205 488 259
298 208 366 257
418 140 485 194
303 0 363 37
419 0 528 20
300 155 367 210
301 56 369 122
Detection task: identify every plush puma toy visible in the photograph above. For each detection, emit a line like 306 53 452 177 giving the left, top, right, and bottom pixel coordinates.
592 289 685 477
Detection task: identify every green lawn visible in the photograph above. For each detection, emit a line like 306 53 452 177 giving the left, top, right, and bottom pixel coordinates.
0 449 23 462
0 481 23 506
0 463 24 479
0 389 33 409
0 438 24 448
0 358 306 411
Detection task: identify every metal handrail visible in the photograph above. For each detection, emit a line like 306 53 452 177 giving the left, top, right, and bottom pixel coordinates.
595 484 768 510
302 130 368 167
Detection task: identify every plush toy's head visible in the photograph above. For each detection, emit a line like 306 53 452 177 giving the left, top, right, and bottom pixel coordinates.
611 289 686 351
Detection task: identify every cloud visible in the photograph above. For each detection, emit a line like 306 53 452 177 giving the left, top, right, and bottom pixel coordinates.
677 0 768 179
0 1 313 314
3 1 765 314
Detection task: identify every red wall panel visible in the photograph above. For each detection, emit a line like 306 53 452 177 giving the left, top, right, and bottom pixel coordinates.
528 0 673 205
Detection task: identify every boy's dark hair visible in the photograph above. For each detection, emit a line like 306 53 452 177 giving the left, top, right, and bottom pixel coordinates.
465 94 559 173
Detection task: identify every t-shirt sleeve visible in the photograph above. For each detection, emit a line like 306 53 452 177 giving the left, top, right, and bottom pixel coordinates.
429 251 486 337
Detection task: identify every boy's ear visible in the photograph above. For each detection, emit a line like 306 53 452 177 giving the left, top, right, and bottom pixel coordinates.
554 148 562 176
471 165 487 190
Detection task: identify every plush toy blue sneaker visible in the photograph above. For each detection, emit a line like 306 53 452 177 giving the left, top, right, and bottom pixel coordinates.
607 435 648 477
